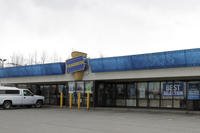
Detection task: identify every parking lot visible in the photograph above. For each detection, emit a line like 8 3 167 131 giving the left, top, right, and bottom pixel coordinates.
0 107 200 133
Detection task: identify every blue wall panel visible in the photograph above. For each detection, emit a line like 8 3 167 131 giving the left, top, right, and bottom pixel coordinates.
0 63 66 78
89 48 200 73
102 57 118 72
89 59 103 72
185 49 200 66
165 51 186 67
147 52 166 69
116 56 132 71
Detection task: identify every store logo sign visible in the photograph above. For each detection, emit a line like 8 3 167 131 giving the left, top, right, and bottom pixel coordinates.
66 56 87 73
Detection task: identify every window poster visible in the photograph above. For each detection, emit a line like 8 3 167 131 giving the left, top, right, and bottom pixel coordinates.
162 82 184 96
76 81 84 93
139 87 146 98
68 82 75 94
58 85 65 93
128 84 136 97
188 83 200 100
85 81 93 94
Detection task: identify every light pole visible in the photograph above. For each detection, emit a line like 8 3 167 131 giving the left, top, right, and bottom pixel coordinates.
0 59 7 68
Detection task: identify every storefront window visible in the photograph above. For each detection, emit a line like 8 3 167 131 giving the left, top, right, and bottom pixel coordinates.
173 81 186 108
84 81 94 107
149 82 160 107
68 82 77 105
30 85 38 94
127 83 136 98
187 82 200 100
187 82 200 110
42 85 50 104
161 82 173 108
116 84 126 106
49 85 59 105
126 83 136 107
17 84 29 89
137 82 148 107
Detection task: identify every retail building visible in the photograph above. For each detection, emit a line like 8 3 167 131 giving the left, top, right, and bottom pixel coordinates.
1 48 200 110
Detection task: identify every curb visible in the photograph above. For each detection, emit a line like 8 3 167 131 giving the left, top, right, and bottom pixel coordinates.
42 105 200 115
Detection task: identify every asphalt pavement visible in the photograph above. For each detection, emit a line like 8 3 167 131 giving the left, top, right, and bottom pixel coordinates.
0 107 200 133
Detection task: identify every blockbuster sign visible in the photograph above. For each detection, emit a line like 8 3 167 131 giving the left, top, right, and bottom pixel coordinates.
66 56 86 73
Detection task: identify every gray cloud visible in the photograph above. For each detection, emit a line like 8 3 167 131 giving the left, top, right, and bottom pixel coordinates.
0 0 200 60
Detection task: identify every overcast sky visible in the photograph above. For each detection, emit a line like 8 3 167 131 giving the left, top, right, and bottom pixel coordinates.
0 0 200 62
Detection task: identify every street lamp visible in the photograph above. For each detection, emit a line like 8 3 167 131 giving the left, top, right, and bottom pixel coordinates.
0 59 7 68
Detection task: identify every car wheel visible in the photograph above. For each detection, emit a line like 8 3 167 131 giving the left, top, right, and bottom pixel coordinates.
35 100 42 108
3 101 12 109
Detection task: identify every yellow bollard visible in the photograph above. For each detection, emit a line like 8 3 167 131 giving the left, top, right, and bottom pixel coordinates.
77 92 81 110
69 93 72 110
60 92 63 108
87 93 90 111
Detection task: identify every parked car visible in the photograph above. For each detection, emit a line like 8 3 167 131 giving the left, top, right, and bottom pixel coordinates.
0 86 44 109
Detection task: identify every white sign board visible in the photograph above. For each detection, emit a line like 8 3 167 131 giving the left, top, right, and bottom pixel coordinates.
68 82 75 94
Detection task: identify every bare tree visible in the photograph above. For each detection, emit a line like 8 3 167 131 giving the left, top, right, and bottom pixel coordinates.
8 51 64 67
28 54 34 65
49 52 64 63
52 52 58 63
33 51 38 64
40 51 47 64
9 53 24 66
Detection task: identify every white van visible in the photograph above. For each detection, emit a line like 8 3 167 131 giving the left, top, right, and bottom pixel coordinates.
0 86 44 109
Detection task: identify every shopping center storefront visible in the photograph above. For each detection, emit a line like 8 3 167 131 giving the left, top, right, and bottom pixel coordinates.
95 80 200 110
14 80 200 110
1 48 200 110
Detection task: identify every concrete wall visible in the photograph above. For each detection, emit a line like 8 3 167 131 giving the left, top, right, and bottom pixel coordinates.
1 67 200 84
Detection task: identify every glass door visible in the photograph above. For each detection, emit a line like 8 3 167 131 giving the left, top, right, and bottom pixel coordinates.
96 83 116 107
137 82 148 107
126 83 137 107
116 84 126 106
97 83 105 107
104 84 116 107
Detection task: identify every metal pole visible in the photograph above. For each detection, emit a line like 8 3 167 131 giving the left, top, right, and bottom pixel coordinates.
78 92 81 110
0 59 6 68
69 93 72 110
87 92 90 110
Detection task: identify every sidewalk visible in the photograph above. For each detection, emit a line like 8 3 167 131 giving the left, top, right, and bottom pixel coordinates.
43 105 200 115
93 107 200 115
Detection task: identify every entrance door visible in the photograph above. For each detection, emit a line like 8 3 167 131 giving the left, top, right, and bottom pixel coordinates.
97 83 116 107
97 83 104 106
105 84 116 107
